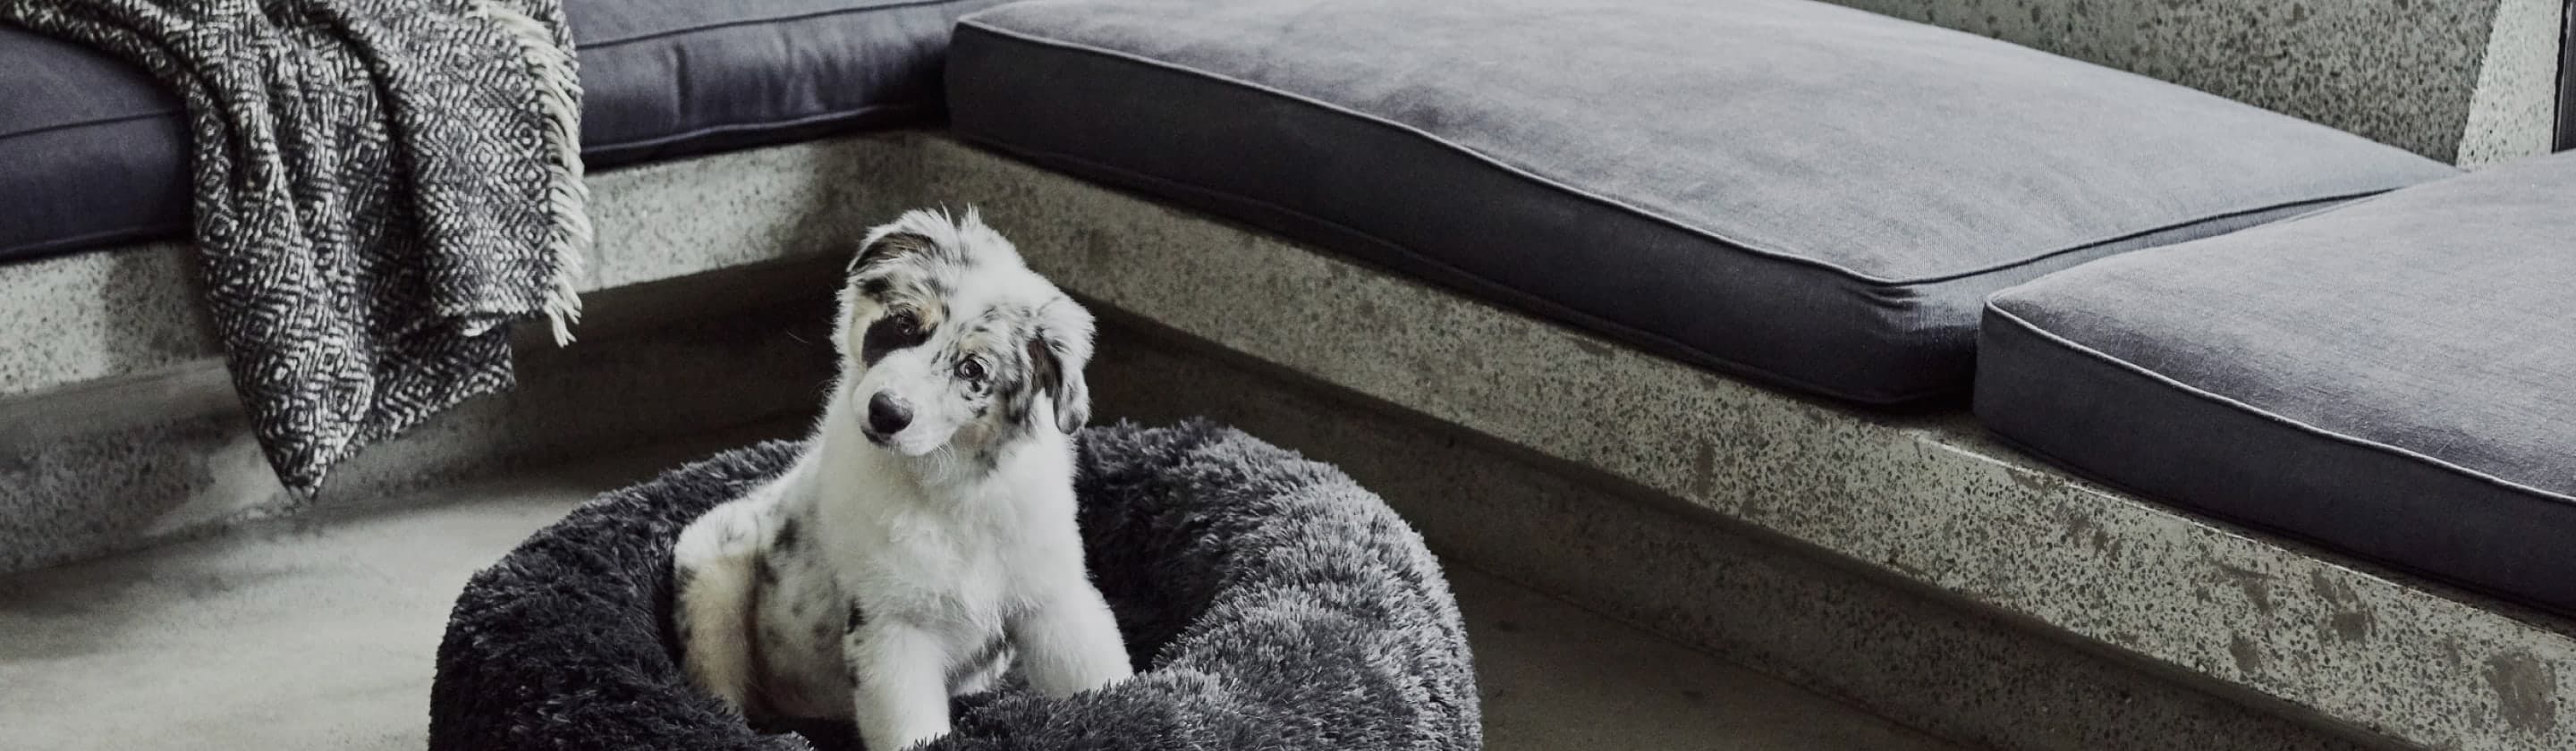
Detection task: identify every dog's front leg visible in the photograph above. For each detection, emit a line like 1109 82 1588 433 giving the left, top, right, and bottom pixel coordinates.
1011 588 1134 698
846 621 951 749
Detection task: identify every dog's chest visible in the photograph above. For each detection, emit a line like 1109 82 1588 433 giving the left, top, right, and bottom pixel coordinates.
820 488 1040 629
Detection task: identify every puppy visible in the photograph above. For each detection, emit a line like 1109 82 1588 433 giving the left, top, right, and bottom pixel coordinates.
671 208 1131 749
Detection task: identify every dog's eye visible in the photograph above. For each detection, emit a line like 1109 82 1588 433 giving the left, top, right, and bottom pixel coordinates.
887 311 920 335
956 356 988 384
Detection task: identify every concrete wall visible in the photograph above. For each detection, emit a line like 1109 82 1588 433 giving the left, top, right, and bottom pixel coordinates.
1834 0 2564 165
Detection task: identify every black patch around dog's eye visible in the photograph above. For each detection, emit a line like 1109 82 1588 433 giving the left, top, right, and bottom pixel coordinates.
861 311 929 366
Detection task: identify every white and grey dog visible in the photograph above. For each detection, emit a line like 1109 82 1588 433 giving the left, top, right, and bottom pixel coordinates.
671 208 1131 749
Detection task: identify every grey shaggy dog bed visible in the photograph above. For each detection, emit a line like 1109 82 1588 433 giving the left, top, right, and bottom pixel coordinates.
428 420 1481 750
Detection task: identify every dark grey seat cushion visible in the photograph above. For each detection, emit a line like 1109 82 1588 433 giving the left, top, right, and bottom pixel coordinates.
576 0 1003 166
0 0 997 262
1978 152 2576 613
0 30 191 259
946 0 2457 402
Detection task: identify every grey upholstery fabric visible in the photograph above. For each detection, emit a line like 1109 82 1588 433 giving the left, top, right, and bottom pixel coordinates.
947 0 2457 402
577 0 1004 166
0 0 996 262
0 29 189 260
1978 151 2576 613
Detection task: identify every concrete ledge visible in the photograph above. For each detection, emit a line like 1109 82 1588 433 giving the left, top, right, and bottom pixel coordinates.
887 133 2576 749
0 271 835 572
1089 313 2386 751
1829 0 2564 165
0 137 933 401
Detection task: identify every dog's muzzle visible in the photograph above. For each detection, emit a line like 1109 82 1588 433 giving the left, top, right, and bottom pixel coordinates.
863 392 913 444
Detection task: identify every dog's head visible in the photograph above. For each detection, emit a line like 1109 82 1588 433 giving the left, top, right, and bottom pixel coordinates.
833 208 1095 459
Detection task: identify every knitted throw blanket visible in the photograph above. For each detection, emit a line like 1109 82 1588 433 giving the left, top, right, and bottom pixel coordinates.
1 0 589 495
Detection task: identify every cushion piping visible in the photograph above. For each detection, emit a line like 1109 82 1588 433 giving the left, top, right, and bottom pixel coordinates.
968 134 1959 403
956 19 2405 288
1983 301 2576 504
2 223 190 261
585 102 937 160
0 109 181 143
577 0 971 49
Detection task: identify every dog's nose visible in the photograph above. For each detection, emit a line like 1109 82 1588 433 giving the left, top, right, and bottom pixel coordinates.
867 392 912 435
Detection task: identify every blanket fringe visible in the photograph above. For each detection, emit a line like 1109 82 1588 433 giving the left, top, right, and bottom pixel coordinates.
472 0 591 346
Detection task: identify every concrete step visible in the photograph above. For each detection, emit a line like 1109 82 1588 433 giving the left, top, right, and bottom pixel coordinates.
0 262 839 573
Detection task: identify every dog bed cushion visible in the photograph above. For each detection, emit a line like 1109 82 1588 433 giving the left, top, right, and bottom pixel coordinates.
428 421 1480 750
0 0 999 262
945 0 2458 403
1977 151 2576 614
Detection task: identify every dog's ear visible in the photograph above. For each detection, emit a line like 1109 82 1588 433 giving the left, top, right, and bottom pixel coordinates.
849 231 940 277
1025 297 1096 434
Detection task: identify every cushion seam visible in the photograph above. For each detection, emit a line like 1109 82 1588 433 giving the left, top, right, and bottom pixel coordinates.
0 109 180 143
1899 191 2386 284
966 135 1949 404
585 102 936 157
2 222 190 260
578 0 970 49
957 20 2414 287
1982 302 2576 504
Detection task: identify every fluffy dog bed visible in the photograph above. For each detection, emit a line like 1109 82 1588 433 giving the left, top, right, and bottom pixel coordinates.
428 421 1480 750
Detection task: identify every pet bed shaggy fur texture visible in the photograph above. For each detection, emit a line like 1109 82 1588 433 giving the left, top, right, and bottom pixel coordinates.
428 421 1480 750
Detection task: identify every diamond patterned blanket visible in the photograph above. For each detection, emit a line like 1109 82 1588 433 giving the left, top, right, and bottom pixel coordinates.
2 0 589 494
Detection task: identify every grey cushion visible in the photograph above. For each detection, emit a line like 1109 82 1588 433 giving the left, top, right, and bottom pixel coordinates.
0 0 998 262
576 0 1005 166
1978 151 2576 613
946 0 2458 402
0 30 191 260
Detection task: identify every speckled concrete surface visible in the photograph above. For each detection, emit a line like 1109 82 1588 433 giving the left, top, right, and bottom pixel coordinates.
2455 0 2565 165
0 139 927 401
0 241 212 399
0 280 835 573
1089 317 2385 751
0 432 1962 751
1828 0 2555 164
902 135 2576 751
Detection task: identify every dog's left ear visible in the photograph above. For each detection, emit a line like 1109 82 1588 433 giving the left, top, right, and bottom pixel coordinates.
1025 297 1096 434
850 230 940 277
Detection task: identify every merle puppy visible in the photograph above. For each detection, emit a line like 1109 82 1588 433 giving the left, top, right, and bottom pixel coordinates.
671 208 1131 749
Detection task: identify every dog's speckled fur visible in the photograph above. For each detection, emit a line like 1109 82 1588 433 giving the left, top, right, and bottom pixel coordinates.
666 210 1125 748
428 421 1482 750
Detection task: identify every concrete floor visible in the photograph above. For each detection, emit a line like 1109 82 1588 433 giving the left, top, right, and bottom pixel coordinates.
0 431 1959 751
